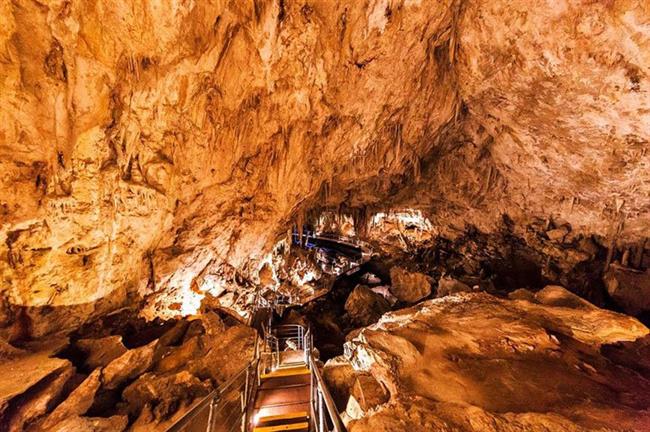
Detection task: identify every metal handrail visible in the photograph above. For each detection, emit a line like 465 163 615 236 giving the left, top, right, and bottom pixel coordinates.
271 323 345 432
166 313 346 432
166 302 271 432
164 355 259 432
307 340 346 432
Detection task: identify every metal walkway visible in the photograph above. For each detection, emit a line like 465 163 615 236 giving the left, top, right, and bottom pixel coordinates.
165 306 344 432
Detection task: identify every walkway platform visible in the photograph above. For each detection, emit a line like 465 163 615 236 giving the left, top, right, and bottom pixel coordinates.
252 352 311 432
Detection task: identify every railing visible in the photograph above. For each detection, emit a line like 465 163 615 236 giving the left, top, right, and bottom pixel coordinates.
164 356 259 432
166 301 271 432
301 327 345 432
165 309 346 432
272 324 305 350
309 354 345 432
262 324 305 371
260 323 345 432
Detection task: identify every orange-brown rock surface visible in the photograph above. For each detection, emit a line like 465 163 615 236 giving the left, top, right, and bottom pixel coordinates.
0 311 255 431
0 1 648 334
328 288 650 431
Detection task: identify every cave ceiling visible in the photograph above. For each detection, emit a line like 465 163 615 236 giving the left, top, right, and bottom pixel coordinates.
0 0 648 333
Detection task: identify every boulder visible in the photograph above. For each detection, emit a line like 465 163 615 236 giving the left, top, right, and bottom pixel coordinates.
389 267 432 303
345 395 365 421
337 292 650 432
198 312 226 337
6 365 75 432
508 288 536 302
322 357 358 411
103 340 158 389
182 319 206 343
158 320 190 347
436 275 472 298
192 325 256 384
534 285 595 310
122 371 211 419
76 335 127 370
0 339 24 359
155 335 203 374
38 368 102 430
546 227 569 242
577 236 600 258
0 353 71 419
350 374 389 412
345 285 391 326
603 264 650 316
602 334 650 379
47 415 128 432
370 286 398 306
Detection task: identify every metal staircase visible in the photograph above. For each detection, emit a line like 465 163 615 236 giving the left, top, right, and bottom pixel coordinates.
165 304 345 432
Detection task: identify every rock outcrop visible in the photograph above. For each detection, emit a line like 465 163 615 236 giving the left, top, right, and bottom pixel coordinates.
436 275 472 297
328 289 650 432
604 264 650 316
76 335 128 370
389 267 432 304
0 311 255 431
345 285 391 327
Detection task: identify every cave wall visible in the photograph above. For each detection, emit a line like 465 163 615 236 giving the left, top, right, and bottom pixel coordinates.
0 0 648 335
0 0 460 335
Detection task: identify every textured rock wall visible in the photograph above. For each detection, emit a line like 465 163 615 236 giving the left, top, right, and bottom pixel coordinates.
0 0 648 334
330 289 650 431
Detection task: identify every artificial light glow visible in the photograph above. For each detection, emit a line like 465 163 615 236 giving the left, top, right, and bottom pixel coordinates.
294 269 318 286
179 290 204 316
370 209 433 231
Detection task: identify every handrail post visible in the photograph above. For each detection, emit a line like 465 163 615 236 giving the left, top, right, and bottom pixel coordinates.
309 361 316 426
318 389 325 432
206 398 215 432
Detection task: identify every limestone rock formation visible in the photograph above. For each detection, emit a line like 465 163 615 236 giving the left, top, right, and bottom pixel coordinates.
0 351 71 421
0 0 647 336
122 371 211 419
4 364 74 432
332 290 650 431
436 275 472 297
0 310 256 431
38 368 102 430
76 335 128 370
47 415 128 432
103 340 158 390
345 285 391 327
389 267 432 303
604 264 650 316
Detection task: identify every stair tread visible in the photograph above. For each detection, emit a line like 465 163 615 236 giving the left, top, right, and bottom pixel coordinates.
253 421 309 432
261 366 310 379
257 410 309 424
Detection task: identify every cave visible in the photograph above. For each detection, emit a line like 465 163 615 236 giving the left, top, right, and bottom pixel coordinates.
1 1 650 431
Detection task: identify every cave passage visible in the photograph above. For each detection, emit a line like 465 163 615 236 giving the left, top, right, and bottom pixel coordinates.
2 1 650 431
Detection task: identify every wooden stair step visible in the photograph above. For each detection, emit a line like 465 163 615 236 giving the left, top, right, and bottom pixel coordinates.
253 422 309 432
261 366 310 379
257 410 308 425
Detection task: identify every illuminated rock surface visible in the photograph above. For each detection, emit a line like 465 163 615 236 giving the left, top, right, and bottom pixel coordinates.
327 289 650 431
0 1 649 430
0 311 254 431
0 0 648 333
